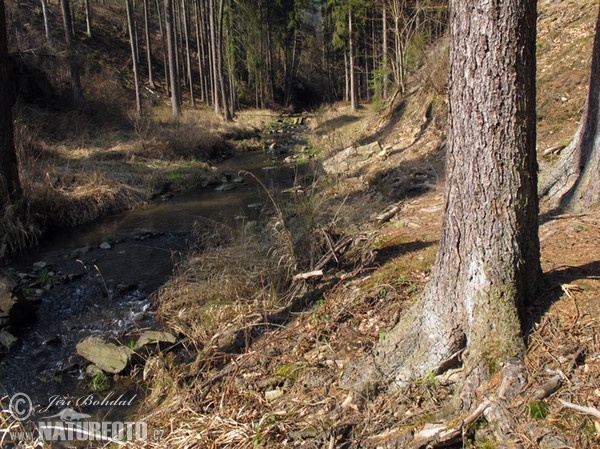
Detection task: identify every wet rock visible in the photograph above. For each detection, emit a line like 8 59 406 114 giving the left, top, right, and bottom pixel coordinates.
76 336 133 374
99 242 112 250
32 261 48 270
214 183 237 192
134 331 177 351
232 176 245 183
0 329 18 351
1 276 36 327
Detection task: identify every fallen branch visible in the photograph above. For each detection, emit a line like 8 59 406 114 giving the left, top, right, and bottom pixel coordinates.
557 399 600 420
293 270 324 281
410 400 491 449
374 202 404 225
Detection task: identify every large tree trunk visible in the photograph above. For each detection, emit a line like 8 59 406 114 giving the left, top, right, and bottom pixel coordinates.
208 0 220 115
182 0 195 107
0 0 21 202
165 0 181 116
367 0 540 388
539 4 600 213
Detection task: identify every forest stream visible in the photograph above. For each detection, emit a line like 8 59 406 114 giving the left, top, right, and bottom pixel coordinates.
0 116 308 439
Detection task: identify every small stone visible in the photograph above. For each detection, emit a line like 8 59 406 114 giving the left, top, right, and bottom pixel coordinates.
85 364 104 377
134 331 177 350
265 389 284 401
99 242 112 250
0 329 18 351
33 261 48 270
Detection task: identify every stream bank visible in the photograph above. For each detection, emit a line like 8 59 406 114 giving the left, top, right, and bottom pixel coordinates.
0 114 311 445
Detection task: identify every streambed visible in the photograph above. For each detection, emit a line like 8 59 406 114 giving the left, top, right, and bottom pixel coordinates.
0 117 309 445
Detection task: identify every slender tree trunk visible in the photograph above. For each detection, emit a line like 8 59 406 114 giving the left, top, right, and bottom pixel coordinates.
208 0 219 114
126 0 141 115
61 0 83 104
165 0 181 116
367 0 540 388
194 0 206 103
382 3 388 100
41 0 52 42
217 0 231 119
84 0 92 38
0 0 21 202
155 0 170 95
539 4 600 212
182 0 195 107
143 0 155 88
349 6 357 111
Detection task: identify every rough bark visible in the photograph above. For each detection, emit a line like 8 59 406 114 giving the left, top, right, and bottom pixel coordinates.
361 0 540 389
208 0 220 114
539 4 600 213
155 0 170 95
0 0 21 202
165 0 181 116
126 0 142 115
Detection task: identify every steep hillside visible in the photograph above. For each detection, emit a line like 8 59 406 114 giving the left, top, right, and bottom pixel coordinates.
133 1 600 449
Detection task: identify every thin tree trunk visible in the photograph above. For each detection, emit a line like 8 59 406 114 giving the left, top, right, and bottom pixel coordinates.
61 0 83 104
143 0 155 88
349 6 357 111
0 0 21 201
41 0 52 41
194 0 206 103
382 3 388 100
126 0 141 115
368 0 540 388
182 0 195 106
208 0 219 115
155 0 170 95
165 0 181 116
84 0 92 38
540 4 600 212
217 0 231 119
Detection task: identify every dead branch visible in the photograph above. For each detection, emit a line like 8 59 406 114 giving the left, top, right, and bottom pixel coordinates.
557 399 600 420
410 400 491 449
293 270 323 281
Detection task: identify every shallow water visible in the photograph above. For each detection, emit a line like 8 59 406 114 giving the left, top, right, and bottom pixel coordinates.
0 146 301 445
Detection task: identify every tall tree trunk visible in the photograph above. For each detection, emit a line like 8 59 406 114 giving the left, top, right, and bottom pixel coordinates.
182 0 195 107
84 0 93 38
382 3 388 100
217 0 231 119
126 0 141 115
0 0 21 202
155 0 170 95
165 0 181 116
349 6 357 111
143 0 155 88
539 4 600 212
41 0 52 42
208 0 220 114
61 0 83 104
366 0 540 388
194 0 206 103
